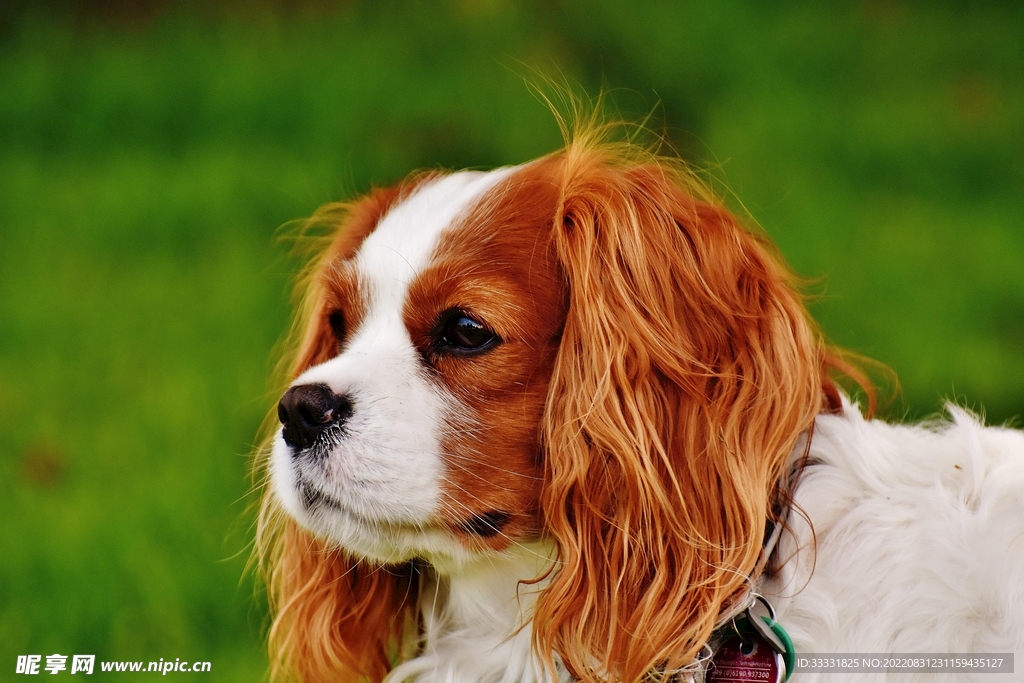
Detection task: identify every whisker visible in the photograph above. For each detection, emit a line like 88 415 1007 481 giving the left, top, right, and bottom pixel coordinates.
439 451 544 481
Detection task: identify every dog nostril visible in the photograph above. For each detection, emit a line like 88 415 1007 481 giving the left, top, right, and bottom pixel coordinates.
277 383 352 450
299 404 335 425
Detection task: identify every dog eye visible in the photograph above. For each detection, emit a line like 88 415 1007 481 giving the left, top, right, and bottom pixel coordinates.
437 311 499 354
328 310 346 342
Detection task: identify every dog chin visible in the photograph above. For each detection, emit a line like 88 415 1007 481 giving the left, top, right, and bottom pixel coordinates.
269 433 477 568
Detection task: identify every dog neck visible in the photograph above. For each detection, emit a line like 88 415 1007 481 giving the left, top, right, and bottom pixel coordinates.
386 541 569 683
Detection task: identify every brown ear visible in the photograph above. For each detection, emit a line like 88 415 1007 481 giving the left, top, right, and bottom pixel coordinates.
257 182 431 682
263 521 418 682
534 148 823 681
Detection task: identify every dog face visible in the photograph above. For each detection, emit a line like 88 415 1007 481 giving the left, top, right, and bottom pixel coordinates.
259 139 830 682
270 162 567 568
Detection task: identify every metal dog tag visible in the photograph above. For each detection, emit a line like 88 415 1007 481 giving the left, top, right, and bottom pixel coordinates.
745 600 787 655
707 632 785 683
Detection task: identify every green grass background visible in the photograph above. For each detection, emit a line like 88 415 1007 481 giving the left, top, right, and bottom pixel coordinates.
1 1 1022 679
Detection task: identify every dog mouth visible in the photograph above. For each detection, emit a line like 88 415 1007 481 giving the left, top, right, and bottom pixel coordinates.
297 478 514 543
298 480 343 511
295 477 428 534
457 510 512 537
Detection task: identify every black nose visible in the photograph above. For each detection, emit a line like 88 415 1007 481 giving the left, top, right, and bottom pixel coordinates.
277 383 353 450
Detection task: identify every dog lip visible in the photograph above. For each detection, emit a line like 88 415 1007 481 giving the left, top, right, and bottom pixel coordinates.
296 479 430 532
458 510 512 537
296 480 379 526
299 481 344 511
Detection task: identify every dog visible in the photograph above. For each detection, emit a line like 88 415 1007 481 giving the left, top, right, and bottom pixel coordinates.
256 123 1024 682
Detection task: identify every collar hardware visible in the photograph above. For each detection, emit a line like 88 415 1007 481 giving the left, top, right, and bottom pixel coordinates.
706 595 794 682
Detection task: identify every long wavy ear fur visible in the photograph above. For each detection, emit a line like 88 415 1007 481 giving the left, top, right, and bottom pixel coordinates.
533 135 824 681
261 520 418 682
256 183 430 683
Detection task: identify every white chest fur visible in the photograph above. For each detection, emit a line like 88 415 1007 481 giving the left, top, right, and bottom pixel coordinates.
386 544 571 683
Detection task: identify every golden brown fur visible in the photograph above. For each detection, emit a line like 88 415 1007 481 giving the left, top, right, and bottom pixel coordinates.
533 137 823 680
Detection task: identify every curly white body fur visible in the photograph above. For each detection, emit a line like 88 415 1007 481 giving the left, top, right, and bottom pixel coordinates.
766 403 1024 682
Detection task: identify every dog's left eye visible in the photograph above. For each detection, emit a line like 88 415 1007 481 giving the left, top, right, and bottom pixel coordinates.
437 311 499 354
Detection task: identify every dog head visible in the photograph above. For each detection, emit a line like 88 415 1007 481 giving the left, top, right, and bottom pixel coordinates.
258 131 829 682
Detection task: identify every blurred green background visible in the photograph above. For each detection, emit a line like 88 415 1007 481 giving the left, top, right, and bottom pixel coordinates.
1 0 1022 679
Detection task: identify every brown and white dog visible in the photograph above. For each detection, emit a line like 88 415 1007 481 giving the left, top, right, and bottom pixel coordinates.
256 124 1024 682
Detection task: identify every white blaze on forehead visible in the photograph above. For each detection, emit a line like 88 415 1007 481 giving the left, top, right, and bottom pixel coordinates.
355 168 517 299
